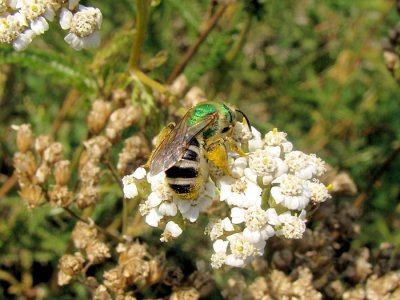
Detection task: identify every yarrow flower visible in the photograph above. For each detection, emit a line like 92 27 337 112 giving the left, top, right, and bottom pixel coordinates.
0 0 102 51
122 122 332 269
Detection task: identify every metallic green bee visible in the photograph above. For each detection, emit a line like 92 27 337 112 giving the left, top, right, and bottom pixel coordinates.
146 102 250 200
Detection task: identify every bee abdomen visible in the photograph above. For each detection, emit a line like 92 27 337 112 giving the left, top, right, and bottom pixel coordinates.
165 138 201 199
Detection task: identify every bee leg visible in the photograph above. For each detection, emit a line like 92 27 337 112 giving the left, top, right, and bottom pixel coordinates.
228 139 246 157
205 143 232 177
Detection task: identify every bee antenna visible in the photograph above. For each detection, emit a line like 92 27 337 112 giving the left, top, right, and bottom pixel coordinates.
235 109 251 130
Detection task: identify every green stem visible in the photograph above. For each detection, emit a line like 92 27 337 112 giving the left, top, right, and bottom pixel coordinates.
128 0 150 71
132 69 168 93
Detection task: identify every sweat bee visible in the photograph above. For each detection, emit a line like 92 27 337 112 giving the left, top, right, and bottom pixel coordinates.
146 102 250 200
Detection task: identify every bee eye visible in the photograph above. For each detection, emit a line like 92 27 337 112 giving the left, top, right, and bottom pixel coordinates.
221 127 230 133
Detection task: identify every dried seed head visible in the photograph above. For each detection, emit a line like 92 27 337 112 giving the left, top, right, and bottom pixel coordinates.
170 288 200 300
88 100 112 134
169 74 188 98
86 240 111 264
111 89 129 106
147 255 166 285
79 160 101 186
43 142 64 165
182 86 207 109
33 162 51 185
19 184 44 209
13 151 37 178
58 252 85 286
118 244 150 284
117 134 151 175
34 135 53 157
58 252 85 277
187 271 214 298
12 124 33 153
54 160 71 186
103 268 127 293
48 185 73 207
163 266 184 287
83 136 112 162
105 106 142 143
93 285 112 300
76 185 98 209
71 221 98 249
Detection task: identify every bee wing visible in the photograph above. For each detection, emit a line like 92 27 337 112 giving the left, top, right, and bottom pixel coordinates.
149 111 218 175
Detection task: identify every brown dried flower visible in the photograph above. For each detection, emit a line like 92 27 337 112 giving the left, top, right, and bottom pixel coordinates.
13 151 37 178
19 184 44 209
170 288 200 300
34 135 53 157
43 142 64 165
118 243 150 285
54 160 71 186
76 185 98 209
117 134 150 175
103 268 127 294
182 86 207 109
71 221 98 249
93 285 112 300
88 100 112 135
86 240 111 264
169 74 188 98
48 185 73 207
58 252 85 286
33 162 50 185
105 105 142 143
12 124 33 153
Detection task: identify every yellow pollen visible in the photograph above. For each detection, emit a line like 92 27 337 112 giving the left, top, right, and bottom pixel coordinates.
273 128 278 134
32 5 38 11
326 183 333 191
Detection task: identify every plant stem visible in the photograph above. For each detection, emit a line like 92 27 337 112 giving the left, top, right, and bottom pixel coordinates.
166 2 230 84
64 206 124 243
132 69 168 93
104 159 123 191
128 0 150 71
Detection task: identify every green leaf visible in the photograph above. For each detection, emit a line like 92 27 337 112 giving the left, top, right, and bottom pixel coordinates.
0 45 96 91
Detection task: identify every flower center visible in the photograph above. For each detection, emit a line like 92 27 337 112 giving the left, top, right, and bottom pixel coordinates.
244 207 267 231
231 179 247 194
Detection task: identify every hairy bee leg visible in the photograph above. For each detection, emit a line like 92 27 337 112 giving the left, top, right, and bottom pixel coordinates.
144 122 175 168
227 139 246 157
205 143 232 177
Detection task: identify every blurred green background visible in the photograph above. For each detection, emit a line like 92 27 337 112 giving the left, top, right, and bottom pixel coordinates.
1 0 400 298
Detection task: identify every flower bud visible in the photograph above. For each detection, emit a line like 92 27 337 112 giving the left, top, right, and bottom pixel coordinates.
71 221 98 249
86 240 111 264
13 151 37 178
19 184 44 209
34 135 53 157
48 185 73 207
54 160 71 186
103 268 126 293
87 100 112 134
12 124 33 153
33 162 50 184
58 252 85 286
43 142 64 165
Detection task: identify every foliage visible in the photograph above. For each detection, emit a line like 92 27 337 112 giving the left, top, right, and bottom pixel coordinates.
1 0 400 298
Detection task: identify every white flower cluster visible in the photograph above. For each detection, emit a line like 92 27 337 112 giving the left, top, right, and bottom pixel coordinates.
122 124 332 269
0 0 101 51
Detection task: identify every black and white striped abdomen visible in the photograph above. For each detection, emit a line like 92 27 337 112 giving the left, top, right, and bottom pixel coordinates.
165 138 201 199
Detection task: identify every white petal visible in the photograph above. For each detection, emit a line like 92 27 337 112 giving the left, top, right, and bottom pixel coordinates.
244 168 258 183
222 217 234 231
158 202 177 216
176 200 191 213
30 17 49 35
81 32 101 49
65 32 83 50
44 8 55 21
132 167 147 180
123 183 137 199
213 239 229 253
270 187 284 204
68 0 80 10
231 207 245 224
165 221 183 237
145 209 162 227
243 228 262 243
225 255 245 267
147 192 162 207
183 207 200 222
12 30 35 51
59 8 73 30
